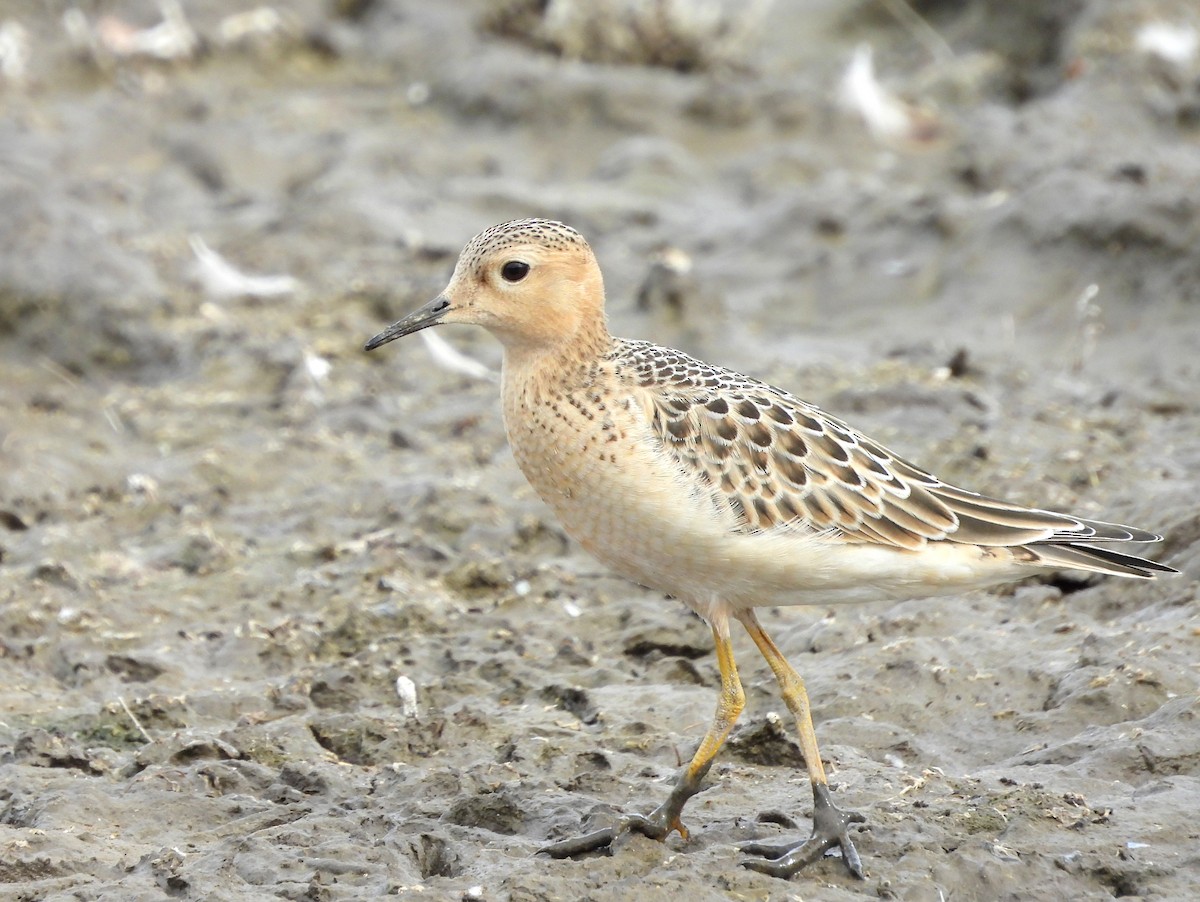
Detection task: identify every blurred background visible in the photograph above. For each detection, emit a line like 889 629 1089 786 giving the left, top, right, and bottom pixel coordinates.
1 1 1197 899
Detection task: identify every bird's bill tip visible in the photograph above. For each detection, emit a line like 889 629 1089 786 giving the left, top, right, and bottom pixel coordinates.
364 296 451 351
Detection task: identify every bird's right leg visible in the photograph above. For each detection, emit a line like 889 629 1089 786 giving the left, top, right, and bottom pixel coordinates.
539 611 745 857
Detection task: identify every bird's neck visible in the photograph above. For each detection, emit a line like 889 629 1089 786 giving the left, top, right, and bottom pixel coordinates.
500 320 615 410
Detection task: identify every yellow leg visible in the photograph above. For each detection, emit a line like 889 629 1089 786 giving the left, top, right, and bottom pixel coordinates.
661 612 746 838
737 610 826 787
736 609 866 879
540 612 745 854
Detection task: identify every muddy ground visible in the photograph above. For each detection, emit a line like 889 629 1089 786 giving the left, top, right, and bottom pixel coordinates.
1 1 1199 900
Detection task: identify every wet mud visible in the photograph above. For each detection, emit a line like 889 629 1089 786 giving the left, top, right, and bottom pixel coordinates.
1 1 1198 900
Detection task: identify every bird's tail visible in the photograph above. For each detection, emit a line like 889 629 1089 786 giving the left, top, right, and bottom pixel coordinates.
1029 543 1178 579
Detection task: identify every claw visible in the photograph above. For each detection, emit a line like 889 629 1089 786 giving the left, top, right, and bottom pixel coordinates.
668 815 689 841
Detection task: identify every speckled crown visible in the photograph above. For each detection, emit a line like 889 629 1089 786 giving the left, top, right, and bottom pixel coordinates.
460 219 588 271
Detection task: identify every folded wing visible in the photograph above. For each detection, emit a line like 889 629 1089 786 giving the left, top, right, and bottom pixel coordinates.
625 342 1174 579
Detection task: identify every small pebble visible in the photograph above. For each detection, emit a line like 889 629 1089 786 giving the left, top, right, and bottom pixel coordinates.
395 675 419 718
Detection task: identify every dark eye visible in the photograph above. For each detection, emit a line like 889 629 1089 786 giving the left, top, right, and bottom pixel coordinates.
501 260 530 283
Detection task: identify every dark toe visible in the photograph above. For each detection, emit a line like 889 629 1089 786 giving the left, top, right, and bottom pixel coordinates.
538 826 620 859
740 789 867 879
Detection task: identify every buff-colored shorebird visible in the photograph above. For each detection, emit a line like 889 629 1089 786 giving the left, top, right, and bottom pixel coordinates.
365 219 1175 879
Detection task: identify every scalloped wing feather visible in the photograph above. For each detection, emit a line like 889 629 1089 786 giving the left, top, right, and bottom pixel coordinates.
621 340 1163 555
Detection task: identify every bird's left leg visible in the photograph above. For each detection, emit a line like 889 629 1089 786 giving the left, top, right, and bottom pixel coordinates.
735 609 866 879
539 611 745 856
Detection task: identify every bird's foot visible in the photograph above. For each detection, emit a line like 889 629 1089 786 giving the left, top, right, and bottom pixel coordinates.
739 783 866 879
538 777 702 858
